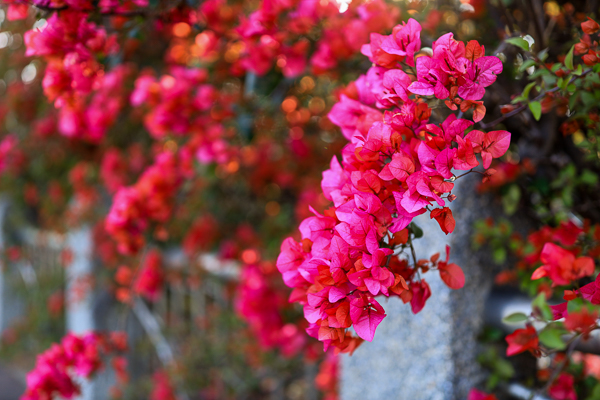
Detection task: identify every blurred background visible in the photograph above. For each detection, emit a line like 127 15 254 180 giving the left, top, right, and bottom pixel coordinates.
0 0 598 399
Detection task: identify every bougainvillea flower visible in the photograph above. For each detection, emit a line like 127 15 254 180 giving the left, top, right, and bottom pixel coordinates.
505 325 539 356
457 57 503 100
550 302 568 320
564 307 598 336
22 333 126 400
430 207 455 235
410 279 431 314
382 69 412 103
379 18 421 67
467 389 498 400
349 295 386 341
578 274 600 304
548 373 577 400
531 242 595 286
408 57 450 99
465 130 511 169
134 250 164 302
278 19 505 353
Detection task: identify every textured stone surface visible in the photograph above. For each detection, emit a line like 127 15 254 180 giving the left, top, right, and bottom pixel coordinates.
0 364 25 400
341 175 495 400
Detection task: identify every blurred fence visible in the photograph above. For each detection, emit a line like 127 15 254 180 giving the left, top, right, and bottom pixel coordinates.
0 197 246 400
3 188 578 400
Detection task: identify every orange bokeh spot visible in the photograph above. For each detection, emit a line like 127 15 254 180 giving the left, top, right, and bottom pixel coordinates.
225 160 239 173
173 22 191 38
242 249 260 264
265 201 281 216
281 97 298 113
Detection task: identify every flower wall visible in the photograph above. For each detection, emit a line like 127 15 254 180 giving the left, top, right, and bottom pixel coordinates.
0 0 599 399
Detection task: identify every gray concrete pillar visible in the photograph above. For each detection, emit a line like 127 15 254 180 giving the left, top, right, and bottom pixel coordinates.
66 225 97 400
341 175 495 400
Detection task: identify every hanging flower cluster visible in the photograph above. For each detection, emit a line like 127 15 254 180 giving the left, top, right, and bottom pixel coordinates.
100 145 145 195
490 219 600 293
25 10 118 108
22 332 127 400
233 0 398 77
5 0 148 17
149 370 177 400
235 263 307 357
105 151 182 254
516 221 600 321
482 218 600 399
58 65 133 142
277 19 509 352
23 11 137 142
131 68 208 139
315 350 339 400
130 67 234 164
0 134 18 174
133 249 165 302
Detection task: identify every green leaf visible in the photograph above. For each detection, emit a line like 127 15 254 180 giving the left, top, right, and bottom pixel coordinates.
573 64 584 76
587 382 600 400
519 59 537 73
502 184 521 215
506 37 530 51
579 169 598 185
486 374 500 391
565 45 575 70
529 101 542 120
409 222 423 239
502 312 529 323
493 247 507 264
533 292 553 321
568 297 584 314
539 327 566 350
569 92 580 110
538 48 549 62
494 358 515 378
523 82 537 98
590 73 600 84
529 68 551 79
582 91 596 107
542 74 557 86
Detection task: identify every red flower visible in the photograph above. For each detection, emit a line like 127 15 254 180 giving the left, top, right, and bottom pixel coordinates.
531 243 594 286
564 308 598 336
134 250 164 302
582 17 600 35
468 389 498 400
548 373 577 400
505 326 539 356
430 207 455 235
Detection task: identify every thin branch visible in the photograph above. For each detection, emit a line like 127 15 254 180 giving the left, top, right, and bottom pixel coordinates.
407 233 418 269
530 0 547 49
478 68 594 130
528 334 583 400
478 103 528 130
132 297 190 400
453 168 475 180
